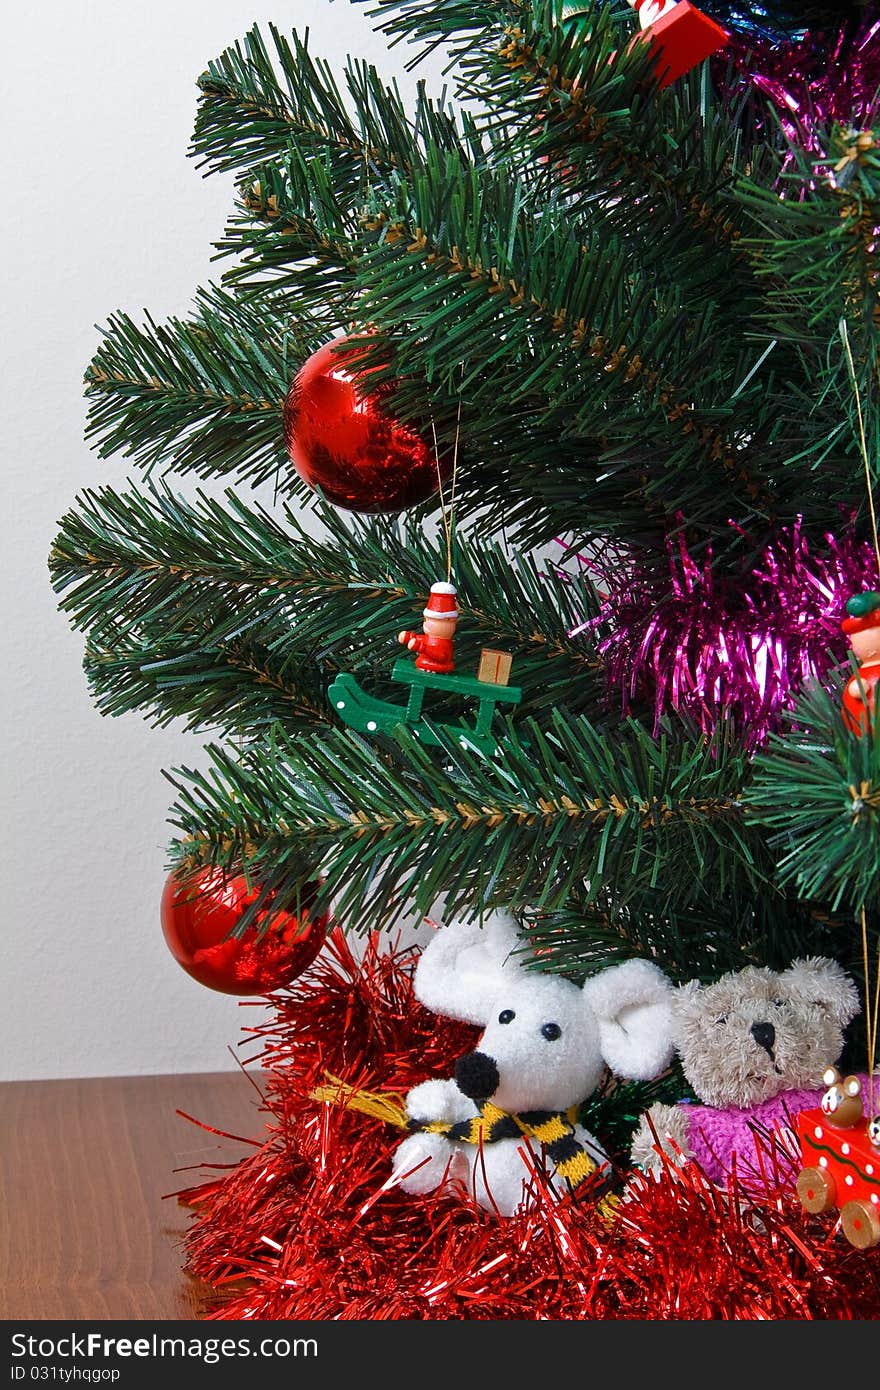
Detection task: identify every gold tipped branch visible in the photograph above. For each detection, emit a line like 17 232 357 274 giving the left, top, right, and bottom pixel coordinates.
382 218 775 511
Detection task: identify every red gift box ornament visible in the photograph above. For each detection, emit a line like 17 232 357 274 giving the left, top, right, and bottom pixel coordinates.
629 1 728 88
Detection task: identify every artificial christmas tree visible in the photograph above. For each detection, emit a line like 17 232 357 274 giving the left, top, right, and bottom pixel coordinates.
50 0 880 1317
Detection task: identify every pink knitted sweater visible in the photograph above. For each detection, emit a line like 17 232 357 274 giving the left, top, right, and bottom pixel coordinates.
681 1076 874 1192
681 1087 824 1191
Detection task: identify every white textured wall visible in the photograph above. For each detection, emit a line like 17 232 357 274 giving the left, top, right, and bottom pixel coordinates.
0 1 450 1080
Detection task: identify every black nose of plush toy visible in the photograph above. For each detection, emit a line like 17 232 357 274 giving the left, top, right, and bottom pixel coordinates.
455 1051 500 1101
750 1021 776 1055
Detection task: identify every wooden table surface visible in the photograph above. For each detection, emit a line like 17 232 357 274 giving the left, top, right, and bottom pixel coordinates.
0 1072 269 1321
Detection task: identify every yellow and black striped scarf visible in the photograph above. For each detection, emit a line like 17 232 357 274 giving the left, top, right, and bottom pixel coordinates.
409 1101 615 1203
310 1076 618 1215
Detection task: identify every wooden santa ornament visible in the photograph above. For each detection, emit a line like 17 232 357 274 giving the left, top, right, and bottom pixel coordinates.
841 591 880 736
398 581 459 675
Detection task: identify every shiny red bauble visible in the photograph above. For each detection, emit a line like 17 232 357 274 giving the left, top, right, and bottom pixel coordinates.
160 868 329 995
283 334 449 513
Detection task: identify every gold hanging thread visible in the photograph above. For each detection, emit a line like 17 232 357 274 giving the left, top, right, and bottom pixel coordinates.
839 318 880 582
861 905 880 1117
432 398 462 584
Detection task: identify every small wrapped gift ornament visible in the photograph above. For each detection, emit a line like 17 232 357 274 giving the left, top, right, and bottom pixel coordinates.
630 1 728 88
477 649 514 687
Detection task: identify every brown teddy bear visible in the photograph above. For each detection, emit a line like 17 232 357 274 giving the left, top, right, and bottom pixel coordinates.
630 957 864 1192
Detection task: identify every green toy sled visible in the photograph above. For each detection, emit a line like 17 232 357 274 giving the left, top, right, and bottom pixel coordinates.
329 659 522 758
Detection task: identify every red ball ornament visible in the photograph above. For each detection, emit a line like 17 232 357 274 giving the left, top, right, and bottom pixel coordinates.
283 334 449 513
160 868 329 995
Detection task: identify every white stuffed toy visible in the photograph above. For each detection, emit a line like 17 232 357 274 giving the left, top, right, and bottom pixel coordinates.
391 911 676 1216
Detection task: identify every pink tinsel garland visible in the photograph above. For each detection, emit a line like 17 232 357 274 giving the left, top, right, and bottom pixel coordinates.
561 521 874 745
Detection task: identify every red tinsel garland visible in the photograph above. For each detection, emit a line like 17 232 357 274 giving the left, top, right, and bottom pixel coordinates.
177 930 880 1319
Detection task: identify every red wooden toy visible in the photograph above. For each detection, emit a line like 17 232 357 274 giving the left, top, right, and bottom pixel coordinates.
841 591 880 737
796 1072 880 1250
398 582 459 674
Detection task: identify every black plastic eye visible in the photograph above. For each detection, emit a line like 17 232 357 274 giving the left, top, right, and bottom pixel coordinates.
498 1009 515 1024
541 1022 562 1042
773 999 785 1008
715 1015 727 1026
